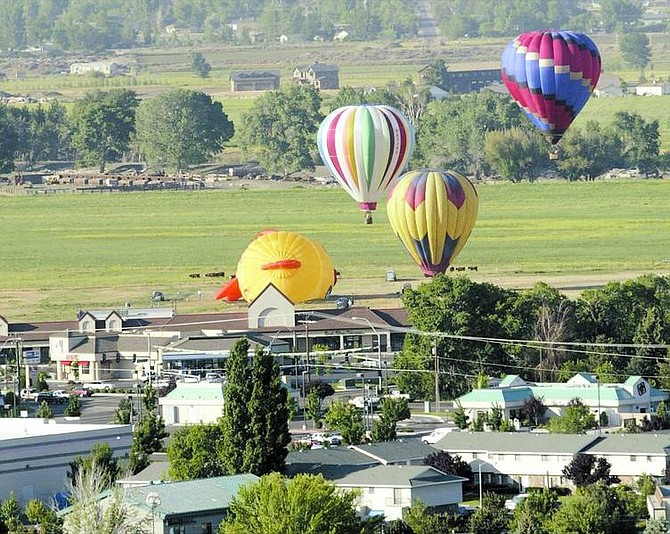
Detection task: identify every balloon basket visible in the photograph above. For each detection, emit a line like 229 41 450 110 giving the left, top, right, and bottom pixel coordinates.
549 149 559 161
364 212 373 225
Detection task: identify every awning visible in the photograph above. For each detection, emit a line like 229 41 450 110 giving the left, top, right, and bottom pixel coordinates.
61 360 90 366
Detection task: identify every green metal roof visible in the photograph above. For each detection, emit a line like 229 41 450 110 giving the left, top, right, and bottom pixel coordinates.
528 385 631 402
126 474 259 518
459 387 533 404
334 464 465 487
162 383 225 401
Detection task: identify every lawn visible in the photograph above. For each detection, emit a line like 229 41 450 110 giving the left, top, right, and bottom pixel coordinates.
0 179 668 320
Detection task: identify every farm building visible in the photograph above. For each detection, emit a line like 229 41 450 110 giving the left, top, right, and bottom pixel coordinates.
70 61 128 76
230 70 280 92
418 66 501 94
293 62 339 90
635 81 670 96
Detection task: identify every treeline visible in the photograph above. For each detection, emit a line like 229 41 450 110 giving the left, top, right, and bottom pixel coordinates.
395 274 670 401
0 84 664 179
432 0 653 39
0 0 653 52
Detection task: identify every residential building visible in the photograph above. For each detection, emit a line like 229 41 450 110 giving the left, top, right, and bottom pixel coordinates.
334 464 465 520
456 373 668 427
229 70 280 92
66 474 258 534
593 73 624 97
70 61 128 76
293 63 339 90
418 66 501 94
434 431 670 490
635 81 670 96
0 418 132 506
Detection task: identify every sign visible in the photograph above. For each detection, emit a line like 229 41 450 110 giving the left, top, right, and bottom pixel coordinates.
22 349 40 365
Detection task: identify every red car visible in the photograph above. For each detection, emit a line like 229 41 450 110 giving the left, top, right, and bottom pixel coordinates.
71 386 93 397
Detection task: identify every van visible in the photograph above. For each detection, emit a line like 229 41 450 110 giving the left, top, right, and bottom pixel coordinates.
421 426 461 444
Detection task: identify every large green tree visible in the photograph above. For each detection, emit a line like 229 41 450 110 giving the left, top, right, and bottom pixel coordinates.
167 423 226 481
219 473 367 534
468 492 509 534
239 84 322 176
619 31 651 72
547 399 597 434
69 89 139 172
135 88 234 172
324 400 365 445
370 397 410 441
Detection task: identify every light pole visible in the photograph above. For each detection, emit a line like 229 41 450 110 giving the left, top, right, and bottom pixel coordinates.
352 317 382 392
301 370 308 431
298 316 316 382
145 491 161 534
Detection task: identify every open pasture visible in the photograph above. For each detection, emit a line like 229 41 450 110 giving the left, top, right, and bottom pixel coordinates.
0 179 668 321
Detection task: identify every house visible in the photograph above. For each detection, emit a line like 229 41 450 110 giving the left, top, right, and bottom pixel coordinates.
635 81 670 96
434 431 670 490
67 474 258 534
593 73 624 97
229 70 280 92
0 418 132 506
456 374 668 427
647 484 670 521
418 66 501 94
293 63 339 90
70 61 127 76
334 464 466 520
117 458 171 488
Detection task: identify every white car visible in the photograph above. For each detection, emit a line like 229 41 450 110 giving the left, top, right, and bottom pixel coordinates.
82 380 115 392
421 427 461 444
349 396 380 409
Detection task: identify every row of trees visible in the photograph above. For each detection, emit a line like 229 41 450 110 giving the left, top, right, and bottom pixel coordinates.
395 274 670 401
2 84 661 180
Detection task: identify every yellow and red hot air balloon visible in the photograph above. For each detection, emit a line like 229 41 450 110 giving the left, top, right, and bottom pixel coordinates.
317 104 415 224
386 170 478 277
215 230 337 304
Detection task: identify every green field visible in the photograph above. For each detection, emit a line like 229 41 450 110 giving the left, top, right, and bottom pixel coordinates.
1 179 669 321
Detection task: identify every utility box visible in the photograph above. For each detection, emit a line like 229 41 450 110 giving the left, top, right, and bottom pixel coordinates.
386 269 396 282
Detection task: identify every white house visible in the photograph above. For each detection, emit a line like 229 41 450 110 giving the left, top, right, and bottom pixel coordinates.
333 464 466 520
635 81 670 96
69 61 127 76
456 374 668 427
0 418 132 505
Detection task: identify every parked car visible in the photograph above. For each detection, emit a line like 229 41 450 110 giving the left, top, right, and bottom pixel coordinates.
71 386 93 397
35 392 66 404
421 426 461 444
310 432 343 446
505 493 529 512
20 388 39 400
51 390 69 398
204 372 223 383
82 380 115 392
349 396 380 409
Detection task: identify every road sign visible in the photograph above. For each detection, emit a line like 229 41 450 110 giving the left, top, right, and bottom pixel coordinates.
23 349 40 365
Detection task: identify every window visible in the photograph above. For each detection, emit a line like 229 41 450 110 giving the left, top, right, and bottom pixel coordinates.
514 455 521 462
630 455 637 462
393 488 403 505
201 523 212 534
647 456 654 462
541 455 549 462
368 487 375 494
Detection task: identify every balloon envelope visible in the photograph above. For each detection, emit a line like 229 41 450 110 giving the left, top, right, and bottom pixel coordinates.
387 170 479 276
501 30 601 145
234 231 336 304
317 105 415 213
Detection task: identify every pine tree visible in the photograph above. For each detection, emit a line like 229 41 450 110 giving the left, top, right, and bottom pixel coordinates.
220 339 252 474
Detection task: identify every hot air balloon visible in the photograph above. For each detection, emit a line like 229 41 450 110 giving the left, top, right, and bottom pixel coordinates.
386 170 478 277
215 230 337 304
501 30 601 153
317 105 415 224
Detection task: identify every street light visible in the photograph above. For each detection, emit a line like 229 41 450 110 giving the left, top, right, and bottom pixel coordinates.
351 317 382 392
145 491 161 534
301 370 308 431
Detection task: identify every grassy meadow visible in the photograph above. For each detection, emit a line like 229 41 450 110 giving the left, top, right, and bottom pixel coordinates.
1 179 668 320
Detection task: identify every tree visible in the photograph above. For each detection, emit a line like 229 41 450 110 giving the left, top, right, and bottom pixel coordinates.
305 390 322 429
189 51 211 78
0 492 22 533
510 488 560 534
453 403 470 430
483 127 544 182
36 401 54 419
600 0 643 33
371 397 410 441
167 424 226 481
612 112 660 177
0 105 21 172
130 410 168 474
619 32 651 72
557 122 624 181
645 519 670 534
325 400 365 445
327 86 399 112
24 499 63 534
220 339 252 474
64 395 81 417
547 398 597 434
135 89 234 172
423 451 473 483
219 473 366 534
562 454 616 487
67 443 120 490
113 396 134 424
420 59 449 90
468 493 510 534
403 499 462 533
242 347 291 475
239 84 323 176
64 463 148 534
37 372 49 392
69 89 139 172
520 396 547 427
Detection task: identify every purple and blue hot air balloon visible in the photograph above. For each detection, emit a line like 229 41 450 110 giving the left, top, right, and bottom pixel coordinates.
501 30 601 146
386 170 479 277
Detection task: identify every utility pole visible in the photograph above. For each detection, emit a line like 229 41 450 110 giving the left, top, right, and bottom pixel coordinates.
433 337 440 413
